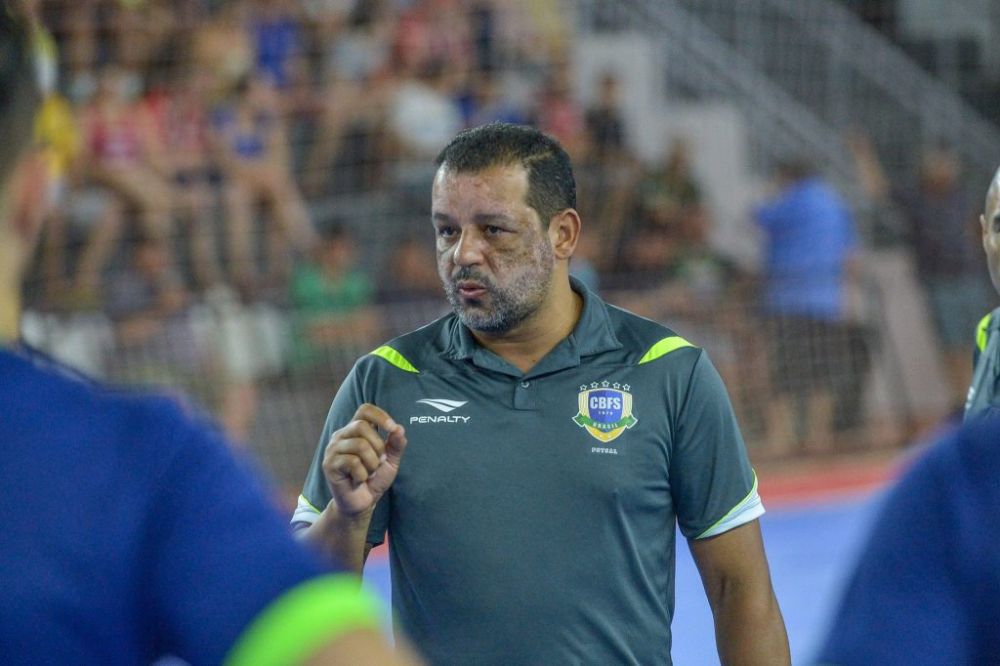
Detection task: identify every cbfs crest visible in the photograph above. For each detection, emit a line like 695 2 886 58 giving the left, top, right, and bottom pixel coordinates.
573 383 638 443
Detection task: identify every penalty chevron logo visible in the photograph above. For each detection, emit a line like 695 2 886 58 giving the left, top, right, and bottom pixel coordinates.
416 398 468 413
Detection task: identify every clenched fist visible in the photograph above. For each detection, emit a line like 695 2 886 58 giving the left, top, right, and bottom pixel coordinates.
322 404 408 516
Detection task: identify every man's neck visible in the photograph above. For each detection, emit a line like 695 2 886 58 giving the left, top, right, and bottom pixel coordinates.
472 277 583 374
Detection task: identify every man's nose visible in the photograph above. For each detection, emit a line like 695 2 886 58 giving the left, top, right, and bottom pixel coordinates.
452 228 485 266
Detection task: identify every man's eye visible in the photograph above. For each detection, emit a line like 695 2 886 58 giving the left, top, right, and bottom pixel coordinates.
437 227 456 238
485 225 504 235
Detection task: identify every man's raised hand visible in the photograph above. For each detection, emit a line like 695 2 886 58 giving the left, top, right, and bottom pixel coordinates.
322 404 408 516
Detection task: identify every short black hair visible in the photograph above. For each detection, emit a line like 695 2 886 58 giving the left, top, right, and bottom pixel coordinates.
435 122 577 226
0 7 40 186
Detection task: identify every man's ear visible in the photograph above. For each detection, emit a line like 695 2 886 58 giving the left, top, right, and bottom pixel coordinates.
548 208 581 261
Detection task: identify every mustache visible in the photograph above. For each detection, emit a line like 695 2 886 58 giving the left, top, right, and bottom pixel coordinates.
449 268 494 289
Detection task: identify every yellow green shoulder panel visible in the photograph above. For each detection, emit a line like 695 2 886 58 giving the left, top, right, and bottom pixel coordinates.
370 345 420 373
638 336 696 365
977 313 993 353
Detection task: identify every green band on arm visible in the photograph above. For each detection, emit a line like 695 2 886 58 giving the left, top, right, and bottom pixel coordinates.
695 470 760 539
370 345 420 373
637 336 694 365
224 573 384 666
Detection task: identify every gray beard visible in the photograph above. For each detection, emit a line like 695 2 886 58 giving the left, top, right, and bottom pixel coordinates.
445 264 553 334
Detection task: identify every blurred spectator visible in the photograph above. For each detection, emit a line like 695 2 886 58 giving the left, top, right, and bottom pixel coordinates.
377 235 442 304
754 159 863 454
535 57 585 158
607 139 704 283
288 223 378 372
191 2 255 100
104 235 203 395
574 84 640 276
392 0 471 80
616 204 763 438
78 66 177 299
112 0 176 76
635 138 704 233
584 71 627 164
143 65 224 290
457 68 530 129
210 75 317 294
850 133 988 411
388 60 464 160
305 0 396 195
105 235 260 441
251 0 304 90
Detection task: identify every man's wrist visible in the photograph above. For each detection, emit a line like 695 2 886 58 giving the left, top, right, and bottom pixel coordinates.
326 500 375 528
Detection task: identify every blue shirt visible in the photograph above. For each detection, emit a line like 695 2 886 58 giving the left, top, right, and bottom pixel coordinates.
754 177 858 319
817 420 1000 664
0 347 345 664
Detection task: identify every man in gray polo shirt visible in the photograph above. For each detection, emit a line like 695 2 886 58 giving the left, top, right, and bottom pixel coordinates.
965 166 1000 420
293 123 789 664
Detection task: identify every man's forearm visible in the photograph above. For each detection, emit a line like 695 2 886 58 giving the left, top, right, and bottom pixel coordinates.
304 504 374 574
712 588 789 666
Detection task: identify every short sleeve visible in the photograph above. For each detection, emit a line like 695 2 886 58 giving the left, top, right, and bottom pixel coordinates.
296 365 369 529
144 407 348 664
670 351 763 540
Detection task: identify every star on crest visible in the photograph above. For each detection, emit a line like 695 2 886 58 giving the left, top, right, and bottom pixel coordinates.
623 384 631 392
590 382 599 389
579 385 587 391
613 383 620 389
601 380 610 387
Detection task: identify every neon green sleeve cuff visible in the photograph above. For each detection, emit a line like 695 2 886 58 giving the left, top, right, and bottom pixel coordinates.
224 573 384 666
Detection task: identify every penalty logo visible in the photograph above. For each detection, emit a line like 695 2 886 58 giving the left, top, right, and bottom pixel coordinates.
572 382 637 443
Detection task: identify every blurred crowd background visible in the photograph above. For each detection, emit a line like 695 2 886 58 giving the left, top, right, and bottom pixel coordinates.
12 0 1000 493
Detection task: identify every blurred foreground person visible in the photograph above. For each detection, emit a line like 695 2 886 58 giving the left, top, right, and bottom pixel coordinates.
0 9 418 666
817 419 1000 664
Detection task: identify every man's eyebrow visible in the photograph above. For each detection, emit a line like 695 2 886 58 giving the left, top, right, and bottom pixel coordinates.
431 212 516 224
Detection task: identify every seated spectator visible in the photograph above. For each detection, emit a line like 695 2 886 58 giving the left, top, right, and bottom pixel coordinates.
377 236 442 305
304 0 397 195
288 223 378 373
105 235 260 441
210 75 317 295
388 60 464 160
392 0 471 81
143 64 224 290
251 0 304 91
104 235 204 399
635 138 704 233
77 66 178 300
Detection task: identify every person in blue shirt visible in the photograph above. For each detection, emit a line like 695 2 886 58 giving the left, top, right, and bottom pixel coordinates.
816 419 1000 665
0 9 418 666
754 158 862 453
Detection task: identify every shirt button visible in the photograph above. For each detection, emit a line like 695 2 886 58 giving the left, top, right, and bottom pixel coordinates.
520 381 530 388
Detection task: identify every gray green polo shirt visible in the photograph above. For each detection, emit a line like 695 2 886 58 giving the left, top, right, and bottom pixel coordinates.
293 278 763 665
965 307 1000 420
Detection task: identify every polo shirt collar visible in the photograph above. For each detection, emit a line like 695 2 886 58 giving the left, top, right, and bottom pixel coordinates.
447 276 622 376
